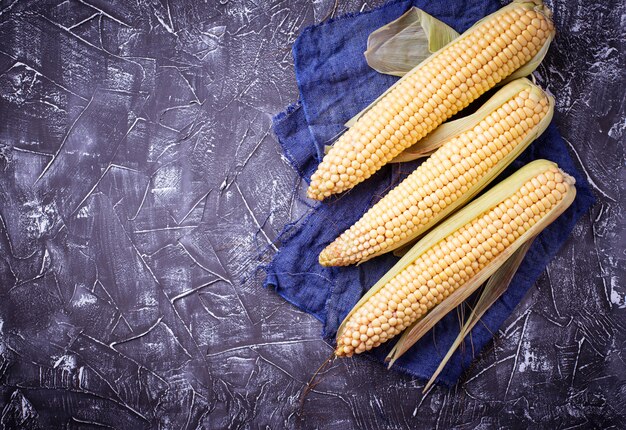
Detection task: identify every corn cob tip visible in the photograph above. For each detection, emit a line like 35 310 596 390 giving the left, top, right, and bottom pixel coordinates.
319 242 352 266
306 186 322 201
334 346 350 357
318 246 333 266
306 184 324 201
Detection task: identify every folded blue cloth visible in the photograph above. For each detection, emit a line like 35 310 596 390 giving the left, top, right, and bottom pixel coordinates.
265 0 595 385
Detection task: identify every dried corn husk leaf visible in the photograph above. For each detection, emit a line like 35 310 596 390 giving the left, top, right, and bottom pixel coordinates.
422 237 536 391
383 160 576 366
364 7 460 77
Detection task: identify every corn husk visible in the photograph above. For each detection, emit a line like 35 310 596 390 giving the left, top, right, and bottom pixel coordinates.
364 7 460 77
421 236 535 391
382 160 576 367
336 160 576 358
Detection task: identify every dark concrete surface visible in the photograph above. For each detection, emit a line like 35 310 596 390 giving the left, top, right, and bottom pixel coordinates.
0 0 624 428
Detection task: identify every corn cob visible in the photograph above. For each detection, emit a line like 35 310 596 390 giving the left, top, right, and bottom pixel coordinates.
335 160 576 357
319 78 553 266
307 1 555 201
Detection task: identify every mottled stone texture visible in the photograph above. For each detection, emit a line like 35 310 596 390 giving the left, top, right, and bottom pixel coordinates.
0 0 623 428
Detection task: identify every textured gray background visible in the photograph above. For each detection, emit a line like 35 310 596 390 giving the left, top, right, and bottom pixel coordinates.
0 0 624 428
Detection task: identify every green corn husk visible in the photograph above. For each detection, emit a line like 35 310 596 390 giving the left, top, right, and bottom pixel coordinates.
421 236 535 391
364 7 460 77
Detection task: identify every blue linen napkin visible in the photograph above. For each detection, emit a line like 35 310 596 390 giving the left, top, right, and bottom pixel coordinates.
265 0 596 385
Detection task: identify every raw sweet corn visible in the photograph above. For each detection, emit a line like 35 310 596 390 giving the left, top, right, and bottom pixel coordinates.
335 160 576 357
